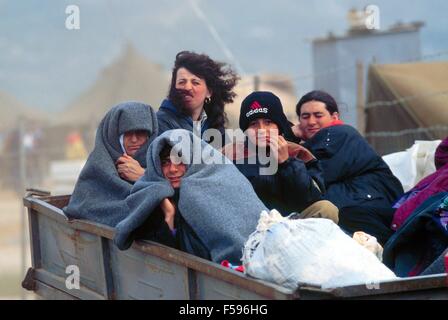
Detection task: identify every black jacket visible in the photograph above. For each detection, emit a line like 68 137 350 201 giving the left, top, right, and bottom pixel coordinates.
235 156 325 216
303 124 403 209
133 191 211 261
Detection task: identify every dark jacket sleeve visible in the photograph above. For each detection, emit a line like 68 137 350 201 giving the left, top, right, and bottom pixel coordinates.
132 208 177 248
277 157 324 210
146 221 177 248
156 112 176 136
305 125 403 209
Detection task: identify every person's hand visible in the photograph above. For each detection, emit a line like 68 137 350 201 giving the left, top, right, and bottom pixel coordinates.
287 143 316 163
160 198 176 230
291 123 304 139
116 154 145 182
220 142 251 161
220 143 236 160
269 135 290 164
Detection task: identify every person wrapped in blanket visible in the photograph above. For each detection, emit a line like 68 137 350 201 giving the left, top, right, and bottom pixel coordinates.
113 129 267 265
64 101 158 226
295 90 404 245
131 143 211 260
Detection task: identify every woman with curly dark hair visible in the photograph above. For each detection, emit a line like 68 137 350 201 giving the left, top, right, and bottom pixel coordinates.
157 51 239 143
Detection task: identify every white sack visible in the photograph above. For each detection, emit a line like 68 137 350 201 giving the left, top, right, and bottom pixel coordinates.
242 210 397 290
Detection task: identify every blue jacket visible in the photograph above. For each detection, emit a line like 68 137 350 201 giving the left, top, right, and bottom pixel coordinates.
157 99 226 147
235 156 325 216
303 125 403 209
157 99 224 135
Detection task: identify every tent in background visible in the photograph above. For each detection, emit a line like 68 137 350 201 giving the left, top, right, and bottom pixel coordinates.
365 62 448 155
57 44 169 127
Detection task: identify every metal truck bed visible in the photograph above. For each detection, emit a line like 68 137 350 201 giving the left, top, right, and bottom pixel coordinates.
22 194 448 300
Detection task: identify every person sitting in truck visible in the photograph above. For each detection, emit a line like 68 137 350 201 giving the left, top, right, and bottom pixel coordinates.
387 137 448 277
391 136 448 231
295 90 404 245
157 50 239 145
113 129 266 265
129 143 211 260
222 91 339 223
63 101 158 227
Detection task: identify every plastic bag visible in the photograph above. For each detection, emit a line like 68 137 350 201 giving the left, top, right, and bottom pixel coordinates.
242 210 397 289
383 140 441 192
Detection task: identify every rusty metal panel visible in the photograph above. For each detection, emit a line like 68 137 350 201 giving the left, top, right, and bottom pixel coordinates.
22 195 448 300
195 272 271 300
36 213 108 297
27 208 42 269
34 280 79 300
133 240 296 300
33 269 105 300
109 244 191 300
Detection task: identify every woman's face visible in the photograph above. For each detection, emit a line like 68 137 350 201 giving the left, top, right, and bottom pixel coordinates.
247 118 279 148
175 67 211 113
123 130 148 156
298 101 339 140
161 156 187 189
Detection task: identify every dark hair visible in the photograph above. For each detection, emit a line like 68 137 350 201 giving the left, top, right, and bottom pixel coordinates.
168 51 239 130
160 144 184 164
159 145 172 161
296 90 339 117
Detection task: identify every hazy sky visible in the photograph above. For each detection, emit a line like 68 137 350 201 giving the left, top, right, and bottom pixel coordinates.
1 0 447 112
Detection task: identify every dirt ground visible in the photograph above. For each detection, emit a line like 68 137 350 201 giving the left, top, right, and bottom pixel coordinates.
0 189 36 299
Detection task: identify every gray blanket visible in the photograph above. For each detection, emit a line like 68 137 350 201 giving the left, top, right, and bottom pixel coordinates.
63 101 158 226
114 129 267 264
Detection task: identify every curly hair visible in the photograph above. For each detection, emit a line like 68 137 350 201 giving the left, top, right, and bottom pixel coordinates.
168 51 239 130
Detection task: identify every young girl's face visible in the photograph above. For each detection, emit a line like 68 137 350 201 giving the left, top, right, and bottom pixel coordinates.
247 118 279 148
161 156 187 188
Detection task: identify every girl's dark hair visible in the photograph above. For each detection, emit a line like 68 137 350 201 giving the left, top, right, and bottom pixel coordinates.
296 90 339 117
168 51 239 130
159 145 172 161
